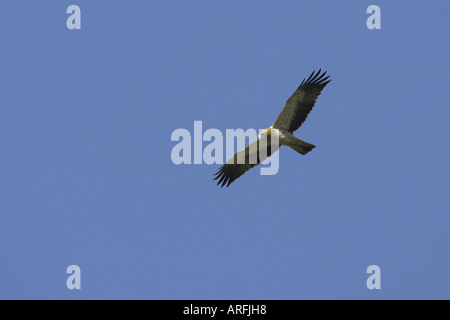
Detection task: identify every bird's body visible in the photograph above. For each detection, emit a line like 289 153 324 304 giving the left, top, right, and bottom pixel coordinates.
270 128 316 154
214 69 331 187
258 127 315 155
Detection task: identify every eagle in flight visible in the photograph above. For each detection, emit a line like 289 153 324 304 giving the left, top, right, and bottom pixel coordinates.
214 69 331 187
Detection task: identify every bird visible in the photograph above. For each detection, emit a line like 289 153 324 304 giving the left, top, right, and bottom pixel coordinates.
214 69 331 187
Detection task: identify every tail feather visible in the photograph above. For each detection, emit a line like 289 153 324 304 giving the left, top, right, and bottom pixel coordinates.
290 139 315 155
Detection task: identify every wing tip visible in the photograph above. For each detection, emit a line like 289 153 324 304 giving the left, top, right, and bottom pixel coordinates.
213 165 234 188
301 69 332 87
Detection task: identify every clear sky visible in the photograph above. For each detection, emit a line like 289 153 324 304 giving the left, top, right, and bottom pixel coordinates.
1 1 449 299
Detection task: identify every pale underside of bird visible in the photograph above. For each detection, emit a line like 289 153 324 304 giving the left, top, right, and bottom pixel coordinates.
214 69 331 187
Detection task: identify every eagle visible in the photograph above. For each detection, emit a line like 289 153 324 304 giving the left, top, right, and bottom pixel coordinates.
214 69 331 187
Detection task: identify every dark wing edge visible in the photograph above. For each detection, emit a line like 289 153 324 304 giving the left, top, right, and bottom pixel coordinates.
273 69 331 133
213 163 257 188
213 140 279 188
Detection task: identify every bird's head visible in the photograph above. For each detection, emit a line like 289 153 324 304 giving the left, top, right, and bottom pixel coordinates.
258 127 280 140
258 128 271 140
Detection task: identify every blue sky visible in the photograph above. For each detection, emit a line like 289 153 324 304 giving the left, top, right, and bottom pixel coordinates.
0 1 449 299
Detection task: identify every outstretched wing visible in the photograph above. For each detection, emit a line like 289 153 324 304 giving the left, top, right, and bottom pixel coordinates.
214 139 279 187
272 69 331 133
